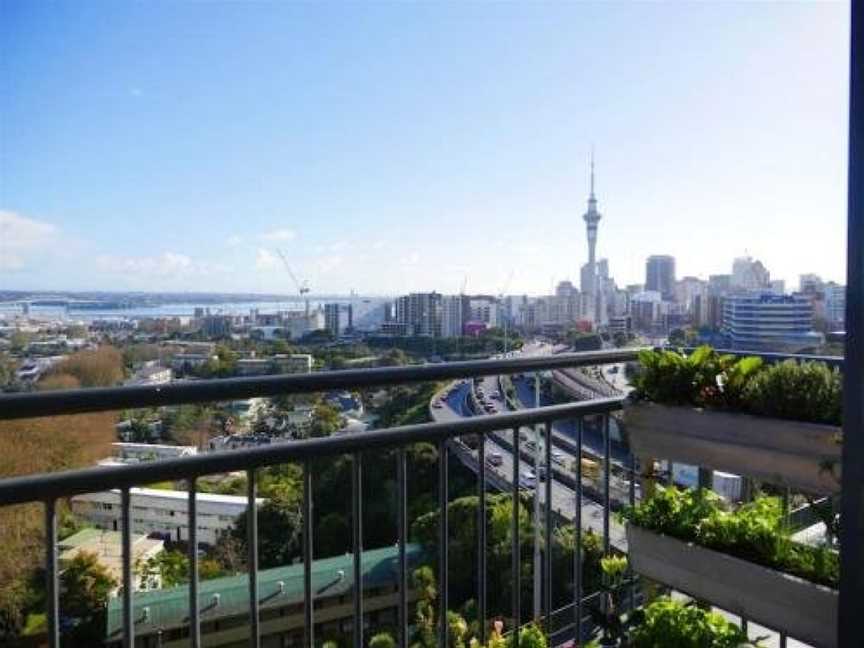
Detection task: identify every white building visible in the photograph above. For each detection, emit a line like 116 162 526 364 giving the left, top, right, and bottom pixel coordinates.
731 256 771 292
468 296 499 328
71 488 263 546
106 442 197 464
126 364 172 386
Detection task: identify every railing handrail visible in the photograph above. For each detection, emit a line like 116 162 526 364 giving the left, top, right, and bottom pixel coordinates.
0 348 642 421
0 397 624 506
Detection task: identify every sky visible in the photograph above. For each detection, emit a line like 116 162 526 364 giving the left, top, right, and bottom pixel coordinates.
0 1 851 296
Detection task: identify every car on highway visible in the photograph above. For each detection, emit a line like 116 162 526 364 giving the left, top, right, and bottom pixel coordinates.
486 452 503 466
432 401 443 408
551 450 566 465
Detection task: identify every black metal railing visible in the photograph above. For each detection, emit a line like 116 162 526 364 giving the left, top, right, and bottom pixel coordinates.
0 350 638 648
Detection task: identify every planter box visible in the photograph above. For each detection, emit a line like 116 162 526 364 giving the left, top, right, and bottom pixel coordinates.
624 401 841 494
627 525 838 648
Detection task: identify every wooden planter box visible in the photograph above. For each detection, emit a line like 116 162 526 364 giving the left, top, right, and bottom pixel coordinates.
624 401 842 494
627 525 838 648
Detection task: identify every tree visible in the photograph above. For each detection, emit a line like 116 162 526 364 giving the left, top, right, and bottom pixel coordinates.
47 347 124 387
369 632 397 648
231 487 302 569
668 328 687 347
378 348 409 367
612 332 628 348
60 551 116 643
308 402 343 438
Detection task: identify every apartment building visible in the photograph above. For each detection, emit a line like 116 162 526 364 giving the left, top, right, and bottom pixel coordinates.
71 488 262 545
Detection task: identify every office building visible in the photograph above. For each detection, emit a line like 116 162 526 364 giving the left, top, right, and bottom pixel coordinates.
799 273 825 296
645 255 676 301
708 274 733 296
721 293 823 351
731 256 771 292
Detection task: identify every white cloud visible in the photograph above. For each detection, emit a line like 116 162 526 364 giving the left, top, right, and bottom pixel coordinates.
226 235 244 247
255 248 281 271
97 252 223 278
260 228 296 242
400 251 420 266
0 210 60 271
315 255 343 274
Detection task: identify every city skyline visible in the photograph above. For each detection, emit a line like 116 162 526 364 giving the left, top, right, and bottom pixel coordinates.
1 2 851 294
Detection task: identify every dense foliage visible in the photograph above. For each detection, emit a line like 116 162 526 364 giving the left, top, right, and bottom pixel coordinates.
411 494 604 620
632 346 842 425
622 487 839 587
628 597 755 648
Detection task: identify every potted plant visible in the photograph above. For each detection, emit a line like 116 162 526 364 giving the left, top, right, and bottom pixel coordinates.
622 487 838 648
598 554 628 646
627 597 759 647
624 346 842 494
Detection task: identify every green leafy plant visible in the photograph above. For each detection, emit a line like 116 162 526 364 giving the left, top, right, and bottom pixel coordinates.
744 360 842 425
628 597 757 647
599 554 628 644
633 346 841 425
622 487 839 588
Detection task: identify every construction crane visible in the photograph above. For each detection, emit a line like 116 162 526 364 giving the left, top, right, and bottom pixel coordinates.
276 249 311 316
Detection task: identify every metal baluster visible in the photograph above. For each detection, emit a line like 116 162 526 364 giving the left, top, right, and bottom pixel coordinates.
45 500 59 648
353 452 363 648
629 451 637 614
603 415 611 555
574 418 583 644
398 448 408 648
247 470 260 648
512 426 521 647
779 633 787 648
121 487 134 648
438 439 449 648
543 421 552 637
188 479 200 648
478 436 487 645
303 461 314 648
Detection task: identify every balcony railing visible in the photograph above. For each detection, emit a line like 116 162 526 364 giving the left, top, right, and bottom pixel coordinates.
0 349 643 648
0 344 860 647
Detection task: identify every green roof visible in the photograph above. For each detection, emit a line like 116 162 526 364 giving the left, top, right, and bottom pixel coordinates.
106 544 422 638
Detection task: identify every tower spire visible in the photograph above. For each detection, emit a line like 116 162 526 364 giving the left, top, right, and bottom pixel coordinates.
590 146 595 197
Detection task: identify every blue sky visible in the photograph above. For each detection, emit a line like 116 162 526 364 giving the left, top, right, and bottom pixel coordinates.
0 1 850 295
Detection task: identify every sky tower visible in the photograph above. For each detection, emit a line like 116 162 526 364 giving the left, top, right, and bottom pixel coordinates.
582 152 602 298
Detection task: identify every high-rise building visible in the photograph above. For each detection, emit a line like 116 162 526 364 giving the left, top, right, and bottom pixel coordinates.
708 274 733 296
324 303 352 337
582 155 602 321
645 255 676 301
799 273 825 296
824 283 846 330
441 295 466 338
395 292 442 337
732 256 771 292
722 293 822 350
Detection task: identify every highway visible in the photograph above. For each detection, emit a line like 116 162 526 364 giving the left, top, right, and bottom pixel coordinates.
430 346 628 551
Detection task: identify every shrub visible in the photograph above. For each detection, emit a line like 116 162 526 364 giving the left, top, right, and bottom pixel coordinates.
744 360 842 425
369 631 397 648
629 597 755 647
